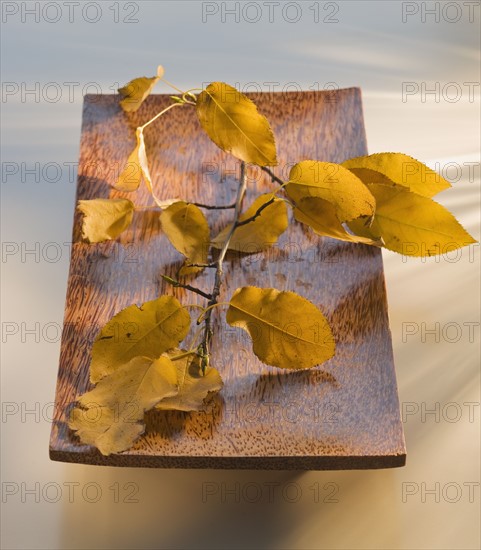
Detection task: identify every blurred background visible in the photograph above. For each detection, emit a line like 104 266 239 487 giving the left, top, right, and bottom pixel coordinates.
1 1 480 548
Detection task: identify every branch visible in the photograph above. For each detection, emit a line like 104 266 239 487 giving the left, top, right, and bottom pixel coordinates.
261 166 285 187
234 196 275 228
192 201 236 210
198 161 247 371
161 275 213 300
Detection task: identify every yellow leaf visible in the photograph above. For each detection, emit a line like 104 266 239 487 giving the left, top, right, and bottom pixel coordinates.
294 197 381 246
196 82 278 167
115 129 144 192
342 153 451 197
115 128 178 208
160 201 210 276
349 183 477 256
156 350 223 412
90 296 191 383
211 193 288 253
286 161 375 222
227 287 335 370
115 128 149 192
69 356 178 455
77 198 134 243
118 65 164 112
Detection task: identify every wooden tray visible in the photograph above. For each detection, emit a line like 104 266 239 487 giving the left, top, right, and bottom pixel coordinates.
49 89 406 469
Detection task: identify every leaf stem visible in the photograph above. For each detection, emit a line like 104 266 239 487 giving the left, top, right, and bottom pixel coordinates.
169 350 196 362
160 78 185 95
196 301 230 324
140 102 184 130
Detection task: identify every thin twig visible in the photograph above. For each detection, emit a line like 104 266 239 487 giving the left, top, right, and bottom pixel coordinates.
192 202 237 210
187 263 217 269
261 166 285 187
198 162 247 371
161 275 212 300
234 196 276 228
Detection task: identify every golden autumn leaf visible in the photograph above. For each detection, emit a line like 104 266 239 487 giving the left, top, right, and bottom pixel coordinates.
77 198 134 243
118 65 164 112
196 82 278 167
115 128 179 207
348 183 477 256
286 161 376 222
160 202 210 276
211 193 288 253
69 356 178 455
90 296 191 383
294 197 381 246
155 350 223 412
226 286 335 370
342 152 451 197
115 128 145 192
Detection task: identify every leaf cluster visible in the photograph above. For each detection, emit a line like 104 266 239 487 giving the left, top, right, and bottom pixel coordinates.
69 67 477 455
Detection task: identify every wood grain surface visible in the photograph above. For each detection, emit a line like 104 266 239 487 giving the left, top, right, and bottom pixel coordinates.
49 89 406 469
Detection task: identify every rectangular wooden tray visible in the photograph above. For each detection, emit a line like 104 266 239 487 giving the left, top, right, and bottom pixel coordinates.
49 89 406 469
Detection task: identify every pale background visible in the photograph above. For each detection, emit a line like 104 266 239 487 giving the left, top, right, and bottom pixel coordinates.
1 1 480 549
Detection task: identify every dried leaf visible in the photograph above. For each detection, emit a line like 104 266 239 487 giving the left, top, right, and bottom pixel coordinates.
160 202 210 275
342 153 451 197
118 65 164 112
212 194 288 253
69 356 178 455
90 296 191 383
348 183 477 256
77 198 134 243
227 286 335 370
156 350 223 411
115 127 178 209
286 161 376 222
294 197 381 246
196 82 277 167
115 128 144 192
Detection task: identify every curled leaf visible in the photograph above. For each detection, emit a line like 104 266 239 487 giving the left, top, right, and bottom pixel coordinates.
294 197 381 246
118 65 164 112
160 201 211 276
156 350 223 412
286 161 376 222
212 193 288 253
342 153 451 198
115 128 150 192
90 296 191 383
69 356 178 456
115 128 178 209
115 129 144 192
196 82 277 167
348 183 477 256
227 286 335 370
77 198 134 243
